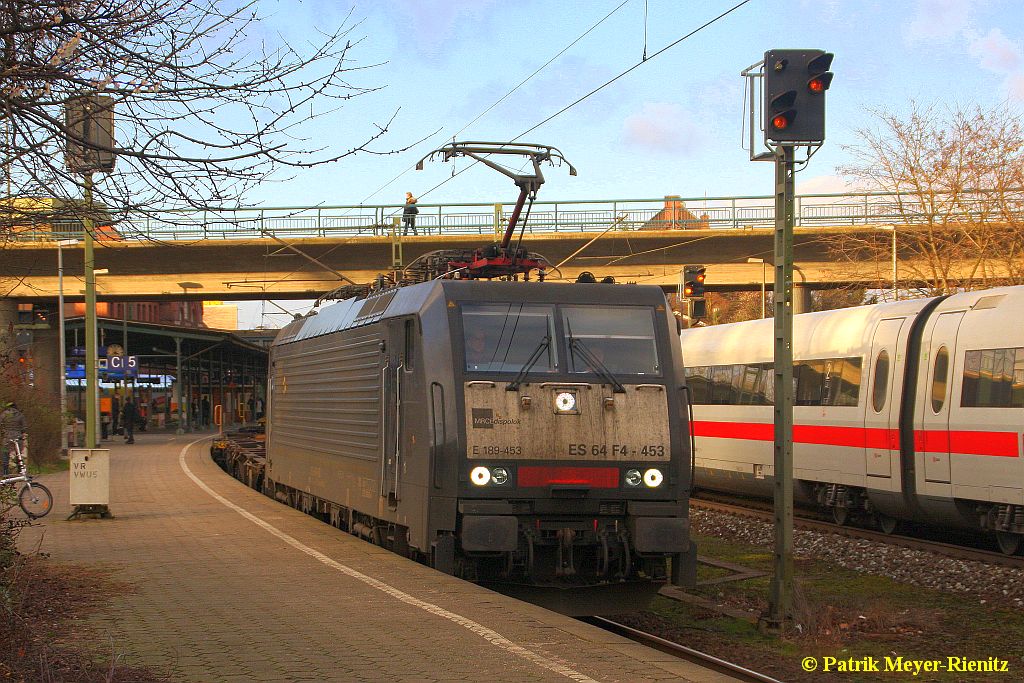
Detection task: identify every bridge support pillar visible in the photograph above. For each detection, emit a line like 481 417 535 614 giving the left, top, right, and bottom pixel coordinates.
0 299 15 329
792 285 812 315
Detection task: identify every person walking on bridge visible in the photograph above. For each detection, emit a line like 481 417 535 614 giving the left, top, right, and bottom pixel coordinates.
402 192 419 235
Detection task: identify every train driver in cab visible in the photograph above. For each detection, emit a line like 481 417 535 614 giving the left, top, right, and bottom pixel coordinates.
465 328 492 371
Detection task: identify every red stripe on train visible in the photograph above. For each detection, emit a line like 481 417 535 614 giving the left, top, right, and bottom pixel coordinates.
914 430 1019 458
691 420 1019 458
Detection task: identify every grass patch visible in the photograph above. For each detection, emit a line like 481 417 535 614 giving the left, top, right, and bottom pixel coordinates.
625 531 1024 680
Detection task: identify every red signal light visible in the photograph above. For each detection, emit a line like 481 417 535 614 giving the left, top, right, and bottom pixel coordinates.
683 284 695 297
696 272 706 284
772 114 790 129
808 77 825 93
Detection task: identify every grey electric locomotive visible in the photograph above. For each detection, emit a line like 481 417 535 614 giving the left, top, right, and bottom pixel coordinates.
267 279 694 585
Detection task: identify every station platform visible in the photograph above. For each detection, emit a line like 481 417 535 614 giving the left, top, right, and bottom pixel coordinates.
18 435 738 682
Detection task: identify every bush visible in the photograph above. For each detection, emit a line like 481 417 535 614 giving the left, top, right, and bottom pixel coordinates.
0 386 62 467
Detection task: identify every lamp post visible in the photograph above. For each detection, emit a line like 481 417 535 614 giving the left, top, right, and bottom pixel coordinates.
176 282 202 432
57 238 80 454
82 174 100 448
878 224 897 301
747 257 767 318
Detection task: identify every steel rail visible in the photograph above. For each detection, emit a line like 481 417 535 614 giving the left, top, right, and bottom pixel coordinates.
692 496 1024 569
582 616 783 683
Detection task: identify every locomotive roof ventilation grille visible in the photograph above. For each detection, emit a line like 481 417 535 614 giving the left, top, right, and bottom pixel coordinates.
353 289 398 325
973 294 1006 310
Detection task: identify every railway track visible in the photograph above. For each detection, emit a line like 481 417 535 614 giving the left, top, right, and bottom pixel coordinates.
581 616 782 683
692 495 1024 569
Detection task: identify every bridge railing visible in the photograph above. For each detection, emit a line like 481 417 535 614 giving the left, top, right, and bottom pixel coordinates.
7 190 1023 242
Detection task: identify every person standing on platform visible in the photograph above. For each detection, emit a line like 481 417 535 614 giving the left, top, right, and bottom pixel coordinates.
0 402 26 475
111 394 121 436
402 192 419 235
122 395 137 444
201 396 210 428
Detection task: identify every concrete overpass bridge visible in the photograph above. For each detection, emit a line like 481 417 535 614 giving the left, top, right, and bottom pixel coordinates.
0 191 1001 302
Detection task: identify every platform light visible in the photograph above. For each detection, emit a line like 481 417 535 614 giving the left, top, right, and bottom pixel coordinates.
470 466 491 486
643 468 664 488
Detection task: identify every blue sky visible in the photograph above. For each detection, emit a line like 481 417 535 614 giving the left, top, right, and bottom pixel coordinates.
234 0 1024 327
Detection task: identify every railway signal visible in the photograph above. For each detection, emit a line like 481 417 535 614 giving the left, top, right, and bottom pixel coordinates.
745 47 834 633
681 265 707 319
683 265 706 298
764 49 834 144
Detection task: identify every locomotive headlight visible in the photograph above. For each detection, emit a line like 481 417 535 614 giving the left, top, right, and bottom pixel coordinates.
491 467 509 485
470 466 491 486
554 391 577 412
643 468 664 488
624 469 643 487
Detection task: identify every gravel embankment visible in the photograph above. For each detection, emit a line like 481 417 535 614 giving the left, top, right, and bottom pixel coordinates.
693 508 1024 608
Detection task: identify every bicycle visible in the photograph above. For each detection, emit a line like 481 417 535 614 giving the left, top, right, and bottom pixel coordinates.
2 437 53 519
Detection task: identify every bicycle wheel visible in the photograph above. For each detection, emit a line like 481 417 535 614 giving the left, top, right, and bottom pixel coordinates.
19 482 53 519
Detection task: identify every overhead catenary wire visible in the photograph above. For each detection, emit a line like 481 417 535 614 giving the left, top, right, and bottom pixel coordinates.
412 0 754 205
515 0 753 141
357 0 632 208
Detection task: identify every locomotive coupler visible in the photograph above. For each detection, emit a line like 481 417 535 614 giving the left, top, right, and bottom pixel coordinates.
555 528 577 576
598 529 611 576
616 528 632 579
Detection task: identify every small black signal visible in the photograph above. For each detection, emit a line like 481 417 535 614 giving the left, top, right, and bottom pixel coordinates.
682 265 707 311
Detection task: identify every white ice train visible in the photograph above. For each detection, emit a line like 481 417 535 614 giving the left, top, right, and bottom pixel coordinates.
680 286 1024 553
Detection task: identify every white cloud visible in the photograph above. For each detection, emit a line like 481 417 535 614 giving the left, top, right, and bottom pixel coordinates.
1007 73 1024 101
906 4 1024 102
392 0 500 59
968 28 1023 73
905 0 978 43
622 103 701 155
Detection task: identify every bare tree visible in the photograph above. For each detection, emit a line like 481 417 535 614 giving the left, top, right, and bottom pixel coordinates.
833 103 1024 295
0 0 396 238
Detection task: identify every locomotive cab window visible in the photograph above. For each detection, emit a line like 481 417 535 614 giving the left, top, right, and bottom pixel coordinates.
871 350 890 413
461 303 557 373
563 306 660 375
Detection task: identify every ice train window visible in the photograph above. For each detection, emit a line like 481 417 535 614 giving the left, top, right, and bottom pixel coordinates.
961 347 1024 408
871 350 889 413
930 346 949 413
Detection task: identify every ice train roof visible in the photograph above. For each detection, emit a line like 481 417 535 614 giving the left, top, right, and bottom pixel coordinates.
680 285 1024 366
679 297 931 365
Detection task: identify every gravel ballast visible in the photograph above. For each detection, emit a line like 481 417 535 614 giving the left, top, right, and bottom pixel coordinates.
693 507 1024 608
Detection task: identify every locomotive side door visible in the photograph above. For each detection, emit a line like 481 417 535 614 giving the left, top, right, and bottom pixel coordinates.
920 312 964 484
864 318 905 478
381 320 404 509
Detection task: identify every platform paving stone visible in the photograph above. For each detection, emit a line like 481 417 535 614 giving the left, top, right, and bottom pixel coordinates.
18 432 737 682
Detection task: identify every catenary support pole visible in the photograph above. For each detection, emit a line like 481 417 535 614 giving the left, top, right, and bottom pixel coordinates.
83 173 99 449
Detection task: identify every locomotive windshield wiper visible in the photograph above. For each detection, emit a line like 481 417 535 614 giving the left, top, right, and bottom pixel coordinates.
506 336 551 392
569 338 626 394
